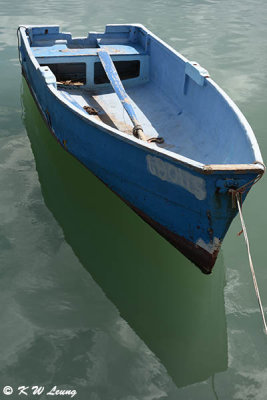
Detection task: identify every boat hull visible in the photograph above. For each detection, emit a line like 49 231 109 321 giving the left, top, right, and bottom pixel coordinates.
19 28 261 274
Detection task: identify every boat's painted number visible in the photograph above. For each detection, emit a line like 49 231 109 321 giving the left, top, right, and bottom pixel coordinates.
146 155 206 200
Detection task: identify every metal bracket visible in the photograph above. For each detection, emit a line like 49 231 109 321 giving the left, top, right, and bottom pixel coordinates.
216 179 247 194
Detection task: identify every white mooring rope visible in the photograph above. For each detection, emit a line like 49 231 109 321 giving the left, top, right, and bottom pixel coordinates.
235 192 267 335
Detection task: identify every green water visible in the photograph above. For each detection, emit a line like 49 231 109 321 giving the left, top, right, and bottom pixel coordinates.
1 1 267 399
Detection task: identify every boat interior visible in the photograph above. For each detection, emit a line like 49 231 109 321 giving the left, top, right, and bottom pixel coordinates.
28 25 258 165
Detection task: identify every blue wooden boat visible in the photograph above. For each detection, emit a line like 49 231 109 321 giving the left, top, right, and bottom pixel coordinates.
17 24 264 274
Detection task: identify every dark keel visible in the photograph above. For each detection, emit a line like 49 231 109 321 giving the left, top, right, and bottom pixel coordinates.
125 200 220 274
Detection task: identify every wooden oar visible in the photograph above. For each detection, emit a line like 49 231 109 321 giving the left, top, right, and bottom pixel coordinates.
97 49 163 143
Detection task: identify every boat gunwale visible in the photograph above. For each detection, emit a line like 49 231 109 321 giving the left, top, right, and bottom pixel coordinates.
19 25 265 176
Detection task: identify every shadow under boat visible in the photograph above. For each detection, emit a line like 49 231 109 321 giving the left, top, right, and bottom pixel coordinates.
21 78 228 389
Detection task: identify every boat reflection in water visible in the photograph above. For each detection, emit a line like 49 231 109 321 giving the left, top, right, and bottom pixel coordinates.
22 79 228 389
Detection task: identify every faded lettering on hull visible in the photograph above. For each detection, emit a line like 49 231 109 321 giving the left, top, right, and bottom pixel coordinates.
146 155 206 200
